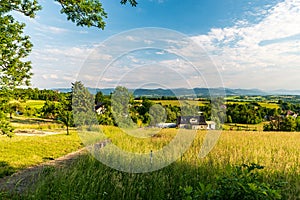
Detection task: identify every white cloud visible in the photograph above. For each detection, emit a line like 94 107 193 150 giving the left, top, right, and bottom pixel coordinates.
41 73 58 80
191 0 300 90
15 12 70 35
126 36 137 42
44 25 69 34
30 45 96 87
149 0 166 3
29 0 300 90
30 21 70 34
79 30 89 34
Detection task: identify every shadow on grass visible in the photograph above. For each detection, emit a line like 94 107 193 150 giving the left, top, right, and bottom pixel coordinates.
0 161 17 199
11 153 298 200
0 161 15 178
10 117 58 125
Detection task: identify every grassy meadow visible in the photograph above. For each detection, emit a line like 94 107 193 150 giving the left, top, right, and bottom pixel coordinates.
258 102 280 109
151 100 208 107
150 98 280 109
10 116 64 130
222 122 266 131
1 127 299 199
226 101 280 109
21 100 46 110
1 99 297 199
0 131 82 178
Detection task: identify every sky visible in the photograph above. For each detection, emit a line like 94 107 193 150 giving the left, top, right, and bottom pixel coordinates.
13 0 300 90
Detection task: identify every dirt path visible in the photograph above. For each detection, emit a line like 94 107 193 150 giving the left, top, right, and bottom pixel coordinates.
0 139 111 194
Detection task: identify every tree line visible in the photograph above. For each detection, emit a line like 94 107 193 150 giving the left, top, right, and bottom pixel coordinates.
1 0 136 136
2 81 300 137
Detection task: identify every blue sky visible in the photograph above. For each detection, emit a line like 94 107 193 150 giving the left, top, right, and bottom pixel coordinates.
13 0 300 90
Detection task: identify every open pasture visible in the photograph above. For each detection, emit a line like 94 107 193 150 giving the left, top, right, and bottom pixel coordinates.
21 100 46 109
152 100 209 107
0 132 82 178
1 127 299 199
10 116 64 130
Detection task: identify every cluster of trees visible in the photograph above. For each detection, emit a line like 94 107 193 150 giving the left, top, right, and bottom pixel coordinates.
95 88 194 127
94 89 170 127
3 80 300 136
262 101 300 131
134 96 179 100
225 103 278 124
31 82 95 135
222 102 300 132
263 116 300 132
93 87 226 129
12 88 65 101
0 0 137 136
278 101 300 113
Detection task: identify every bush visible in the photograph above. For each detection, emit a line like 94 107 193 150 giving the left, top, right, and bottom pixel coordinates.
180 163 284 200
0 161 15 178
23 106 38 117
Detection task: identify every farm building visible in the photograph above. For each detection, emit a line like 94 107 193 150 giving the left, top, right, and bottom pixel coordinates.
177 116 208 130
156 123 177 128
206 121 216 130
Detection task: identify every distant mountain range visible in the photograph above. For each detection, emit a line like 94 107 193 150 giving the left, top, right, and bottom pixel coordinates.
51 87 300 96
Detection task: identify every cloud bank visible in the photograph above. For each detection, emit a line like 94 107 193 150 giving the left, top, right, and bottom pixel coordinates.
191 0 300 89
29 0 300 90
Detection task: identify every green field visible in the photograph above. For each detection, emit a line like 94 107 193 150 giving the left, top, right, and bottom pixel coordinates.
148 99 280 109
10 116 63 130
226 101 279 109
258 102 280 109
21 100 46 109
1 115 82 178
0 132 82 178
1 127 299 199
222 123 266 131
152 100 209 107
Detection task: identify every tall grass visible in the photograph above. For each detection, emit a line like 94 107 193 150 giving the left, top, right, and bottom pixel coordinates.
13 128 300 199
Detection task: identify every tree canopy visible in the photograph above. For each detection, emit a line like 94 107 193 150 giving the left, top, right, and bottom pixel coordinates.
111 86 135 128
72 81 97 128
0 0 137 89
0 0 137 136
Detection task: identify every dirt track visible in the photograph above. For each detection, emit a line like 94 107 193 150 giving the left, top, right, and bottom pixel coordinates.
0 139 112 195
0 148 87 194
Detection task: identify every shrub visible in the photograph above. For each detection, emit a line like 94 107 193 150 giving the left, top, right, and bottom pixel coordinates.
180 163 284 200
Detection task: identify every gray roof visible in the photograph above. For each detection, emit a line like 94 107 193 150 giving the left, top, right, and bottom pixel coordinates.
177 116 207 125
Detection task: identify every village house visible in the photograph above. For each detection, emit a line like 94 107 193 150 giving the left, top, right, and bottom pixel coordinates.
176 115 208 130
95 102 106 115
206 121 216 130
286 110 298 118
